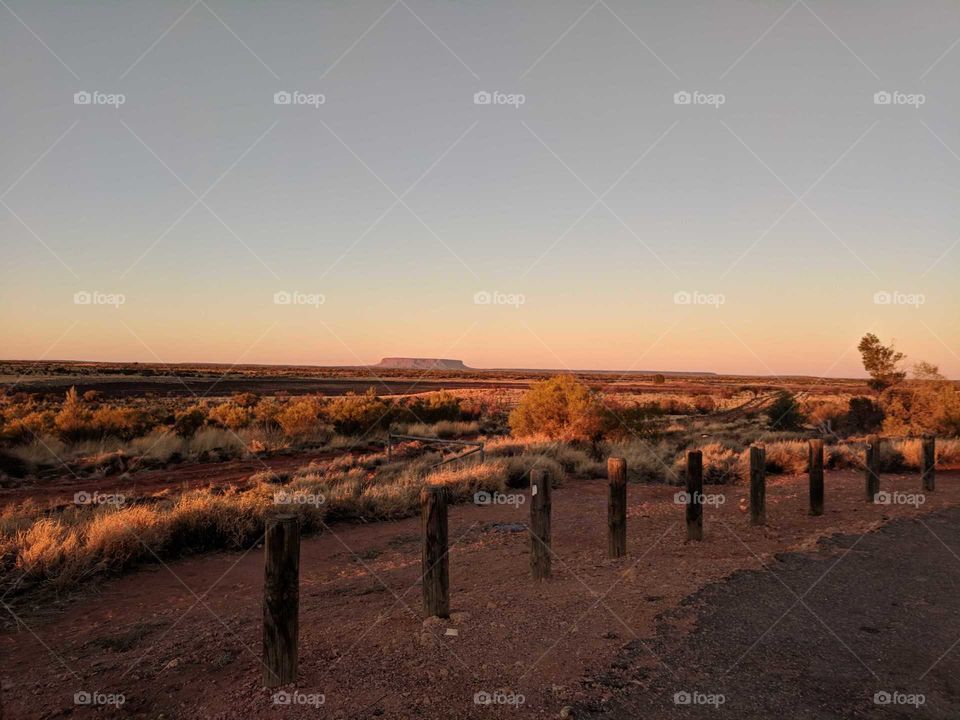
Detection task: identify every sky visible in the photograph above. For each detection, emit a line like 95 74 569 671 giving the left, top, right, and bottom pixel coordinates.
1 0 958 377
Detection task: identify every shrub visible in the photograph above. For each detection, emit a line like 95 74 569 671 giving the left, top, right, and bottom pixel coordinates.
509 375 603 442
207 402 255 430
325 389 389 436
54 387 94 442
405 391 462 424
766 391 804 430
842 397 883 434
92 406 153 440
276 396 324 438
173 405 207 438
673 442 743 484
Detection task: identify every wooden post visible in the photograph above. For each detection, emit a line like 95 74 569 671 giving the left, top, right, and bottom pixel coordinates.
809 439 824 516
421 486 449 618
686 451 703 541
387 433 392 461
607 457 627 558
530 469 552 579
865 435 881 502
749 445 766 526
263 514 300 687
922 434 936 492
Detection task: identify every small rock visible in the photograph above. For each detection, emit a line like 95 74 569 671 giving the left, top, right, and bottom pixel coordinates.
162 658 181 671
559 706 576 719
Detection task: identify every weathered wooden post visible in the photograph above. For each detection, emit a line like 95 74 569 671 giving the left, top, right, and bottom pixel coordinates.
809 439 824 516
530 468 552 579
263 514 300 687
421 485 449 618
749 445 766 526
607 457 627 558
387 432 392 461
865 435 881 502
686 450 703 541
922 434 936 492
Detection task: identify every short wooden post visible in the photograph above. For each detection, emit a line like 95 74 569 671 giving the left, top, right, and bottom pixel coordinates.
922 434 936 492
686 451 703 541
808 439 824 516
421 486 449 618
749 445 766 526
263 514 300 687
530 469 552 579
607 457 627 558
387 433 392 461
865 435 881 502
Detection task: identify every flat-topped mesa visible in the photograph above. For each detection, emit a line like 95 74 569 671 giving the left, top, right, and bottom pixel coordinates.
373 357 470 371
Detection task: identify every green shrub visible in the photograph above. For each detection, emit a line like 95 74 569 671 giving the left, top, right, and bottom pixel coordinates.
766 391 804 430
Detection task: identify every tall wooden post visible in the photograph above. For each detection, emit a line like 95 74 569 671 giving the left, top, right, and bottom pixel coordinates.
421 486 449 618
749 445 766 526
530 469 552 579
607 457 627 558
686 451 703 541
865 435 881 502
808 439 824 516
263 514 300 687
922 435 936 492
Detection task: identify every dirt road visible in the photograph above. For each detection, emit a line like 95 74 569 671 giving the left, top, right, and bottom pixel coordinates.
580 507 960 719
1 471 958 719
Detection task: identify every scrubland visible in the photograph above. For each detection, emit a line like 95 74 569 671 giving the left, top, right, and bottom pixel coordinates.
1 368 958 600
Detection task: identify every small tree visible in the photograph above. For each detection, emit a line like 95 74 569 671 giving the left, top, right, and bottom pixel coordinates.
55 386 92 441
509 375 603 442
766 391 804 430
858 333 906 391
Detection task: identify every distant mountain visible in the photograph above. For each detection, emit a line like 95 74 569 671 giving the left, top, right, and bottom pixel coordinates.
373 357 470 370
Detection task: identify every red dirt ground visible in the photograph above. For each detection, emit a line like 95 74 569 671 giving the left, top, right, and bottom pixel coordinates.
2 470 957 719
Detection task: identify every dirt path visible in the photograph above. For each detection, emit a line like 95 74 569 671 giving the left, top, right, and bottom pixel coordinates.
580 507 960 719
2 471 958 719
0 445 381 508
